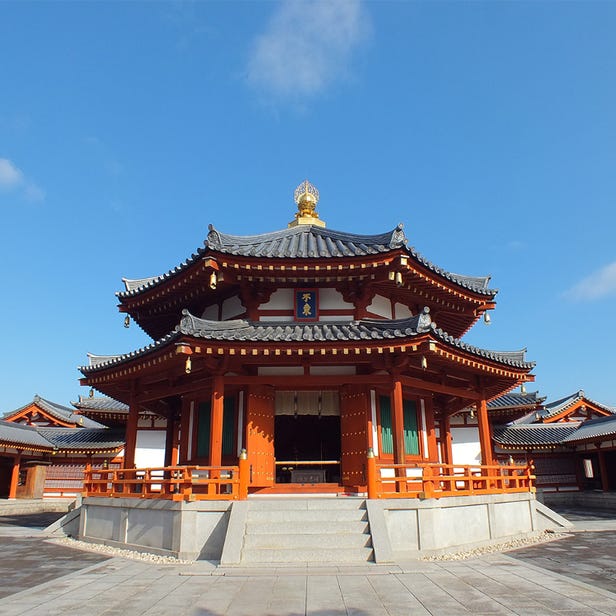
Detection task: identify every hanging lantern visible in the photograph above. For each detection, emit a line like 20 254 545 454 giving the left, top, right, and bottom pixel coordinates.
209 271 217 289
484 312 491 325
89 387 94 398
395 271 403 287
185 356 192 374
420 355 428 370
520 382 526 394
469 407 475 419
124 315 130 328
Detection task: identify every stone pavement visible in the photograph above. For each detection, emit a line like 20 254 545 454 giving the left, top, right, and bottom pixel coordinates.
1 508 616 615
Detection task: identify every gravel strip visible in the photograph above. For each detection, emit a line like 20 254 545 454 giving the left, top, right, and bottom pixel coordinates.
51 536 192 565
421 530 568 561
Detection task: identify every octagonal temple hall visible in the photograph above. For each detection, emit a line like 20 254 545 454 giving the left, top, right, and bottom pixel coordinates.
75 181 546 563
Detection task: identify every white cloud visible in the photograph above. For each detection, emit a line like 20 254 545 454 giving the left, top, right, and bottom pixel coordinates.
24 182 45 203
0 157 44 202
565 262 616 301
0 158 24 189
247 0 370 100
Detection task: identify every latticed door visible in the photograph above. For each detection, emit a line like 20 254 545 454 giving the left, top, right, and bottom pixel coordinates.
245 385 275 487
340 385 370 489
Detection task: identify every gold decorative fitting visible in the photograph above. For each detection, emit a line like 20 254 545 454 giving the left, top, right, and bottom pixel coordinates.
289 179 326 228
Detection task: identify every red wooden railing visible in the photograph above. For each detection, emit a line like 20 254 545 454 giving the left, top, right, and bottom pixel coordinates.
82 456 534 502
83 459 249 501
366 457 535 499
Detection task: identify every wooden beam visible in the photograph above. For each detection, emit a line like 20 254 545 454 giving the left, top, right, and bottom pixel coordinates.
223 374 392 387
398 375 481 400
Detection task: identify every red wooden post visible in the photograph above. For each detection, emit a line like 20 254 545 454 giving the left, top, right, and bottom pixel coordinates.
422 465 434 499
9 453 21 499
476 398 494 466
366 448 378 499
391 377 406 492
209 375 224 468
441 415 453 465
124 385 139 469
238 449 249 500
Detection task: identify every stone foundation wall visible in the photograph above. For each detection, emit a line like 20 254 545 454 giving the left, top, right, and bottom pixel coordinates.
79 497 232 560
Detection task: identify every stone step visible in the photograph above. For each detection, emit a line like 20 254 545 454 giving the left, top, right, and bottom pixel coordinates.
240 547 374 563
244 532 372 549
247 509 367 523
247 498 366 511
245 520 370 535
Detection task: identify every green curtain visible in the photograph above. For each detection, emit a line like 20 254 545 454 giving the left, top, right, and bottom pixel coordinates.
196 397 236 459
379 396 419 456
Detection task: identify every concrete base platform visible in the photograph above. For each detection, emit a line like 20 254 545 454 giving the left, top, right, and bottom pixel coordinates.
72 492 571 564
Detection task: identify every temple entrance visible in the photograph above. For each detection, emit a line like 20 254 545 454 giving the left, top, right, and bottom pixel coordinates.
274 391 341 484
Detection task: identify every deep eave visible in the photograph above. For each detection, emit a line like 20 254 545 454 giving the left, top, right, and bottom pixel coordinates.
116 225 497 338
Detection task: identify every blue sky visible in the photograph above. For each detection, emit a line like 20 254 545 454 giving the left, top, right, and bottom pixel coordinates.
1 0 615 413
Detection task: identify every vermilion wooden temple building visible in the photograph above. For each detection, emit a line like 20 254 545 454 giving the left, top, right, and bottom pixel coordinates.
79 181 535 496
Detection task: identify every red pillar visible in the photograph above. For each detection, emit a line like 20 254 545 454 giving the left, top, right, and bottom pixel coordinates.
391 378 406 466
178 397 192 464
209 375 224 467
441 415 453 465
423 396 439 462
124 388 139 469
9 453 21 499
477 398 494 466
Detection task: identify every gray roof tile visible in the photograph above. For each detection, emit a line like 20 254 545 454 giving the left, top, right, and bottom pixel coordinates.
81 308 534 374
0 420 54 450
116 223 496 300
492 424 580 447
72 396 129 413
4 396 106 429
37 427 125 451
488 391 545 410
561 415 616 443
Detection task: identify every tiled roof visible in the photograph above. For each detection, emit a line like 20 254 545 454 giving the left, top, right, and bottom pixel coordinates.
72 396 129 413
81 308 533 374
562 415 616 444
37 427 125 451
4 396 106 429
116 223 496 300
492 424 580 447
540 390 616 420
488 391 545 410
0 420 54 450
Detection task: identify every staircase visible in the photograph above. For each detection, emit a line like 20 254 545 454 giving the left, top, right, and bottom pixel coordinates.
238 498 374 564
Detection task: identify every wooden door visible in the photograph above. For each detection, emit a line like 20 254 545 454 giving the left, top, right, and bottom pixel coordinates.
340 385 370 489
245 385 275 487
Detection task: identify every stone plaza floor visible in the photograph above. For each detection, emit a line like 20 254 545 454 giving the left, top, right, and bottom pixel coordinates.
1 507 616 615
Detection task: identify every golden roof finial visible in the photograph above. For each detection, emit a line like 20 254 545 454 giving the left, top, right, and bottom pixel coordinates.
289 179 326 228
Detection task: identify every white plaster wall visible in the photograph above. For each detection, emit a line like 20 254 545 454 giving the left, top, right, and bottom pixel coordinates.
258 367 304 376
202 304 218 320
222 295 244 320
394 303 413 319
319 288 354 309
135 430 166 468
367 295 392 318
451 426 481 464
310 366 356 375
261 288 293 310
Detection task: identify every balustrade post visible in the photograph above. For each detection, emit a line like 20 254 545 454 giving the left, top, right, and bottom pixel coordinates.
366 449 378 499
239 449 249 500
422 465 434 499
